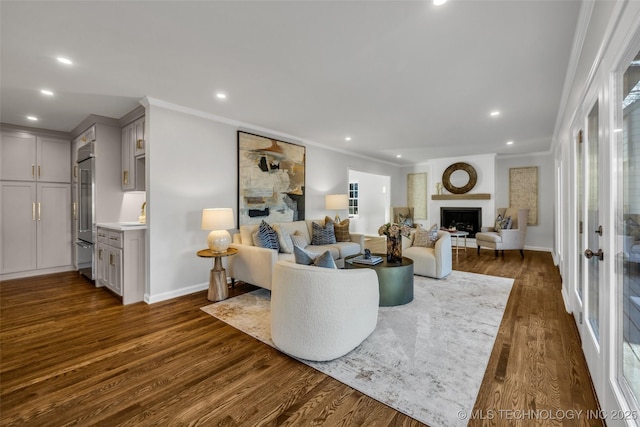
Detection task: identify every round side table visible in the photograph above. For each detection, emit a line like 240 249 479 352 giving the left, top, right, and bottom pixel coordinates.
345 254 414 306
197 247 238 302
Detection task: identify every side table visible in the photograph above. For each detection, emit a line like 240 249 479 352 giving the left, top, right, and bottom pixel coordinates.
449 231 469 254
197 247 238 302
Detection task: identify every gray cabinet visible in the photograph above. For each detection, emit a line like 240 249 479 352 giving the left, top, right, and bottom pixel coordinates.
121 117 145 191
1 129 72 279
96 226 145 304
1 131 70 183
1 181 71 275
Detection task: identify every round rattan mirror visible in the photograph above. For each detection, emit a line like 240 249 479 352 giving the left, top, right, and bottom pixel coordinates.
442 162 477 194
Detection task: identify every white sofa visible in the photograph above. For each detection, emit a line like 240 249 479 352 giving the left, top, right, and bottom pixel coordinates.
402 229 452 279
271 260 379 361
227 219 364 289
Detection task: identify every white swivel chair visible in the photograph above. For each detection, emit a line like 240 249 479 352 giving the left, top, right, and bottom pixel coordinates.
270 260 379 361
402 230 452 279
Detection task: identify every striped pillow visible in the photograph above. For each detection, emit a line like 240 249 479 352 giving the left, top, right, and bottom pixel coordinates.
255 220 280 251
311 221 336 245
325 216 351 242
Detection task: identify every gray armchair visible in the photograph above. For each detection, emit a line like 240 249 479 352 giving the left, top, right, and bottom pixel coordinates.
476 208 529 257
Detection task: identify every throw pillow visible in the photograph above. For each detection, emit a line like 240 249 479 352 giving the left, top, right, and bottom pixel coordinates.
313 250 337 269
293 245 337 269
324 216 351 242
412 227 430 247
503 216 513 230
413 224 438 248
272 224 293 254
290 231 308 248
494 214 504 232
311 221 336 245
254 220 280 251
293 245 316 265
398 212 413 227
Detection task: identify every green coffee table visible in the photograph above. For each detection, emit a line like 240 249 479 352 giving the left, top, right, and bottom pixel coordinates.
345 254 414 306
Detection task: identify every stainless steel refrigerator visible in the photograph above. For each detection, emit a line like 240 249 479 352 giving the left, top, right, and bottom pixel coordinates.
76 143 95 280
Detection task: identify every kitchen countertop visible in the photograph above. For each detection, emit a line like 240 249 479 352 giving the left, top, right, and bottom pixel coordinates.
97 222 148 231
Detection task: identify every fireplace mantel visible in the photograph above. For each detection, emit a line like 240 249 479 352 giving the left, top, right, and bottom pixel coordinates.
432 193 491 200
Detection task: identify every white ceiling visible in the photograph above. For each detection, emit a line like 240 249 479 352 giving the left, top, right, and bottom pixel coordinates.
0 0 581 165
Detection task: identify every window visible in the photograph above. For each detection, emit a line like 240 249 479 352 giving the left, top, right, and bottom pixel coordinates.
349 181 358 217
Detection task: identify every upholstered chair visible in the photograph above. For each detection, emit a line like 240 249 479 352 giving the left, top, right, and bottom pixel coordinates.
271 260 379 361
402 230 452 279
476 208 529 257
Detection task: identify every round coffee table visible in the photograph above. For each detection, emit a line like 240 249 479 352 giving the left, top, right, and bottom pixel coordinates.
345 254 414 306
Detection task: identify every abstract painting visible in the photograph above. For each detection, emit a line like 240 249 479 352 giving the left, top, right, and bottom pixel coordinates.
237 131 305 226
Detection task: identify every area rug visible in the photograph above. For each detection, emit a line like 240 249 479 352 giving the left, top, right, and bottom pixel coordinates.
201 270 514 427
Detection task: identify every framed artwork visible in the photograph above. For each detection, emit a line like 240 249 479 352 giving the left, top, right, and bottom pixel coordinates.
237 131 305 226
407 173 427 219
509 166 538 226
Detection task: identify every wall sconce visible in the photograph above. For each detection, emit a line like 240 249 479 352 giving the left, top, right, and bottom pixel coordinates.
325 194 349 222
201 208 235 252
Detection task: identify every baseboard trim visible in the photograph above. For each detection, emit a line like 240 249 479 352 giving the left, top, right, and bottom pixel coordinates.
145 282 208 304
1 265 74 281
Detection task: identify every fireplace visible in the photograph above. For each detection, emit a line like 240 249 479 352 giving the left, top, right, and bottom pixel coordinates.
440 207 482 237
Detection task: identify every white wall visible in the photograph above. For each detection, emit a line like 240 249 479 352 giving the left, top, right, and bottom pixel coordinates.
145 100 400 302
400 154 497 230
496 152 555 251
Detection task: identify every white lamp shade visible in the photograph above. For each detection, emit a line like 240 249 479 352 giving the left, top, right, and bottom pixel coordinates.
201 208 235 230
325 194 349 210
202 208 235 253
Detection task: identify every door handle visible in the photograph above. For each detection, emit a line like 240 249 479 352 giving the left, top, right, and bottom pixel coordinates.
73 202 78 220
38 165 41 178
584 248 604 261
37 202 41 221
32 202 36 220
595 225 602 236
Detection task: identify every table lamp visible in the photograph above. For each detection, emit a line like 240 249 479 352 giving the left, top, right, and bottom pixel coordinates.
201 208 235 253
325 194 349 222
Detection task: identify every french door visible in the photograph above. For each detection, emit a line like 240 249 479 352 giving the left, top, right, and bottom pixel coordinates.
614 49 640 422
575 98 606 395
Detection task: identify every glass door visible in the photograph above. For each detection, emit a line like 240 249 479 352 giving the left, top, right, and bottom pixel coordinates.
616 50 640 415
577 100 605 393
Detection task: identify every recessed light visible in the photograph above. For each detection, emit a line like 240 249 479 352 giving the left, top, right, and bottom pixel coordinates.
216 92 227 99
396 154 402 158
490 111 500 117
433 0 448 5
56 57 72 65
506 141 514 145
40 89 54 96
27 115 38 121
613 128 623 133
345 136 352 141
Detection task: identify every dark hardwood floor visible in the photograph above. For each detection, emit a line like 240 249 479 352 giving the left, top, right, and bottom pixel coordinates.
1 248 601 426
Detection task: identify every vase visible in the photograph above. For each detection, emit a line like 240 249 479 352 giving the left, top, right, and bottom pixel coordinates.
386 236 402 263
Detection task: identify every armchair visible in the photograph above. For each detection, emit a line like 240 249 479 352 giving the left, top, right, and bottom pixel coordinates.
271 261 379 361
402 229 452 279
476 208 529 257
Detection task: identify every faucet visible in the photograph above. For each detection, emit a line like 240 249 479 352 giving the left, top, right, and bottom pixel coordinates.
139 202 146 224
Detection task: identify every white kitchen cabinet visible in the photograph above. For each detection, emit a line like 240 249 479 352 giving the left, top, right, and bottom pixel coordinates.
1 131 70 183
1 181 71 275
121 117 145 191
96 225 145 304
